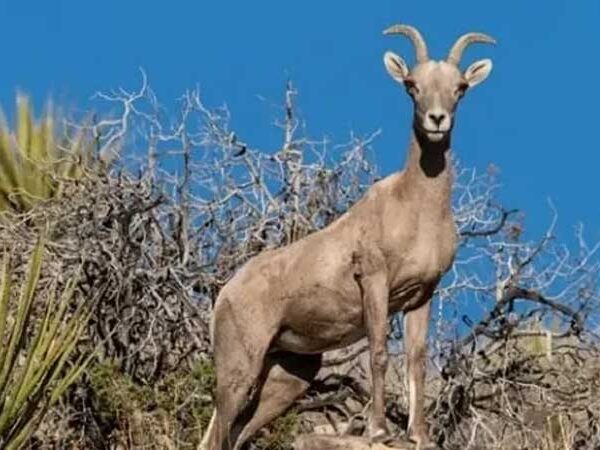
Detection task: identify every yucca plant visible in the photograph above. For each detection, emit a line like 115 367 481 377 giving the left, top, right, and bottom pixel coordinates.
0 235 92 450
0 94 95 212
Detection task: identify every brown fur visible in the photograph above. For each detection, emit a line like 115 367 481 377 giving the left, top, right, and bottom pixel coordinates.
200 24 495 450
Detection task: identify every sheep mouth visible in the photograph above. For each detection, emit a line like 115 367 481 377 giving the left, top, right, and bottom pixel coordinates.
415 123 449 141
425 131 446 142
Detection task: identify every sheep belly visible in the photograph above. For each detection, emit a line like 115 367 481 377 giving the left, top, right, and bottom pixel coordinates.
274 288 365 354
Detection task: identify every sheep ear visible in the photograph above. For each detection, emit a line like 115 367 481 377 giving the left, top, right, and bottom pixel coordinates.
464 58 493 87
384 51 410 84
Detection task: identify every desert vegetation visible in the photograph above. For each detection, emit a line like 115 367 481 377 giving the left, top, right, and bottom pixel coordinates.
0 78 598 450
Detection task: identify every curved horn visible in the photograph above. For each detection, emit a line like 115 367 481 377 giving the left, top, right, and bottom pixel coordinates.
447 32 496 66
383 24 429 63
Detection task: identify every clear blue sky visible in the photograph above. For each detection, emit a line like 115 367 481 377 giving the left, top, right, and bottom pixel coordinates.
0 0 598 240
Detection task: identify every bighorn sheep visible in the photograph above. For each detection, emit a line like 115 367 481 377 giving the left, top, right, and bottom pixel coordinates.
200 24 495 450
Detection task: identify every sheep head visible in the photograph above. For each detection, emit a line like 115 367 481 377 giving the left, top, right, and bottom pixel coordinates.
383 24 495 143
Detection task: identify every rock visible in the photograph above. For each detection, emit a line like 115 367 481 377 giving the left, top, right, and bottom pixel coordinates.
311 424 337 435
293 434 416 450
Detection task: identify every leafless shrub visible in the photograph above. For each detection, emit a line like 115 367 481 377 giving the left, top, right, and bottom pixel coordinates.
5 74 599 449
302 166 600 450
3 77 378 448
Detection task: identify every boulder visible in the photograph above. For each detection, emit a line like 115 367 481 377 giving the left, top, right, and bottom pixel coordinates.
293 434 416 450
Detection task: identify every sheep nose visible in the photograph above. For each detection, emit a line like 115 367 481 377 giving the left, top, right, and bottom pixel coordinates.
428 112 446 127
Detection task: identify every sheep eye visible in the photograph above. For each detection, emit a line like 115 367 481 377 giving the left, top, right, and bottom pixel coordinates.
404 79 420 96
455 82 469 97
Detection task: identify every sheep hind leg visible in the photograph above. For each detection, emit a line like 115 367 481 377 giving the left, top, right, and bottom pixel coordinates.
203 313 274 450
231 352 322 450
204 357 265 450
198 409 217 450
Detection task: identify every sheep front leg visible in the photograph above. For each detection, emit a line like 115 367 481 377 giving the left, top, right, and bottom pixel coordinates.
404 299 433 448
361 272 390 442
